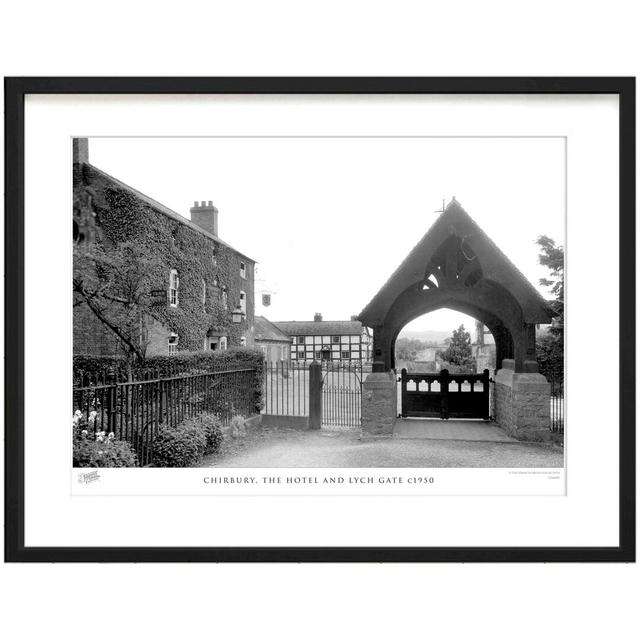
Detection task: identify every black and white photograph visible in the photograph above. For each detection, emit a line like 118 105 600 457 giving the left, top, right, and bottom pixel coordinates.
72 135 565 473
5 77 633 565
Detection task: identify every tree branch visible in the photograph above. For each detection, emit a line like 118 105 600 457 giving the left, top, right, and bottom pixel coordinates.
79 288 145 362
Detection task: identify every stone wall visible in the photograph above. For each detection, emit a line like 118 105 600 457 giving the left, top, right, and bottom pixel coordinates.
494 359 551 440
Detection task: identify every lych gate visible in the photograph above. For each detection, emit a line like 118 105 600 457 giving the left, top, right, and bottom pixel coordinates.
357 198 554 440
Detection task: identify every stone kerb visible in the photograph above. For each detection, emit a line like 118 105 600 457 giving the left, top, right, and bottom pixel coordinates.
361 369 397 437
494 359 551 440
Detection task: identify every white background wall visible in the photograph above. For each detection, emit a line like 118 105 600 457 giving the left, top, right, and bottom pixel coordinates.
1 2 638 640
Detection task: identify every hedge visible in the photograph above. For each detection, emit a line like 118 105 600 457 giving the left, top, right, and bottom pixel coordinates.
74 347 265 413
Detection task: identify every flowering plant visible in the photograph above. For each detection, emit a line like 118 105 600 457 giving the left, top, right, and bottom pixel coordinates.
72 410 137 468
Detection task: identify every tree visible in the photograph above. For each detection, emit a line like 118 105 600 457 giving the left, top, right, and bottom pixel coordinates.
535 235 564 376
395 337 439 361
437 324 476 371
395 337 423 361
73 241 164 364
536 235 564 332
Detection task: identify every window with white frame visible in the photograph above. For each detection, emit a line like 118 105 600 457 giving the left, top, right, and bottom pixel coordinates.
169 269 179 307
219 336 227 350
168 332 179 355
239 290 246 313
240 261 247 279
221 286 228 310
240 336 247 347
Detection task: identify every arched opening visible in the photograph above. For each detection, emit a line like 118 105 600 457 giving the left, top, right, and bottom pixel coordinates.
382 285 518 373
393 308 496 421
393 308 509 376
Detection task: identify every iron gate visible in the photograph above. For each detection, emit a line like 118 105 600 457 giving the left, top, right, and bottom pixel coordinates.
321 362 363 428
400 368 490 420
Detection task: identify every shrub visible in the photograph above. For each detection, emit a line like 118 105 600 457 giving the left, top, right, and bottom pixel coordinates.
536 330 563 380
228 415 247 439
73 428 137 468
152 420 207 467
151 414 226 466
201 415 224 454
439 362 478 375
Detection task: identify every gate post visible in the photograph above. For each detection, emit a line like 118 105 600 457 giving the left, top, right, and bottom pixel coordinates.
361 367 397 437
308 360 322 430
400 368 408 418
440 369 449 419
494 359 551 440
482 368 490 420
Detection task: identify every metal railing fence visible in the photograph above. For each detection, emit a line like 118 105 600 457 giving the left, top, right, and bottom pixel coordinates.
73 367 257 465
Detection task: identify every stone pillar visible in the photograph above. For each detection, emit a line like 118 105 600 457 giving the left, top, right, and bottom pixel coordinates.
494 359 551 441
361 369 397 437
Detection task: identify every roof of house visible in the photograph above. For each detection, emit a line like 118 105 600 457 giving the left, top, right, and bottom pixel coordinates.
273 320 364 337
254 316 292 343
84 162 256 263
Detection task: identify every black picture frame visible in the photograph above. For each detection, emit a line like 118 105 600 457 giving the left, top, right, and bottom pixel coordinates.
4 77 635 563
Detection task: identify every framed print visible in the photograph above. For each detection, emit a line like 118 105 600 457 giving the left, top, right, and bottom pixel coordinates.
4 77 635 562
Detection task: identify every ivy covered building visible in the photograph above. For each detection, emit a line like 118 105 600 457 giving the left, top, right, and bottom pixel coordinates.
73 138 256 358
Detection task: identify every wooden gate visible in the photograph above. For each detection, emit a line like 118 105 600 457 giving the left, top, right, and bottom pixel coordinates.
400 368 490 420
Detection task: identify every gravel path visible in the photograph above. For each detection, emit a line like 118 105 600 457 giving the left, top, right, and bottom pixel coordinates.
201 427 564 468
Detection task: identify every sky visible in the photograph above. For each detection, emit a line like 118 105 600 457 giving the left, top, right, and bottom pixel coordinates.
87 137 565 335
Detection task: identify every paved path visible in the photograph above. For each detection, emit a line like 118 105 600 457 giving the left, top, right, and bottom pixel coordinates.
202 427 563 468
394 418 516 442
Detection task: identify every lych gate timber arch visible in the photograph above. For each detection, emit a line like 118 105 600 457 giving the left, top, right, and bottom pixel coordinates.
358 199 554 440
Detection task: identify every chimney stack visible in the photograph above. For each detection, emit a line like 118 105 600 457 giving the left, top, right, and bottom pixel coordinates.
314 313 323 322
73 138 89 164
190 200 219 237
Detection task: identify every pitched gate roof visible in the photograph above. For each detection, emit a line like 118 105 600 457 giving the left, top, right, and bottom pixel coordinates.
358 199 554 326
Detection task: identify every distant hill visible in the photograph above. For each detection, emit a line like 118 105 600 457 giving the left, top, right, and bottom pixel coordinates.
397 329 452 345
